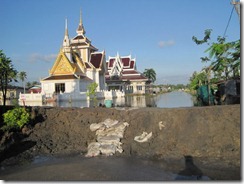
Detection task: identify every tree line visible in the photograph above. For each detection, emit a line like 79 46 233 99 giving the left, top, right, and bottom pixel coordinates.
189 29 240 105
189 29 240 92
0 50 38 106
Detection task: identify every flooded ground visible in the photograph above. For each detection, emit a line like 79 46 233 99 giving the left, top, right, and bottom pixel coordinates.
8 91 195 108
154 91 195 108
0 155 214 181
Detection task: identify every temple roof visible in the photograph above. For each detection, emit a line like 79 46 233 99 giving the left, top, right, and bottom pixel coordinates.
73 35 85 40
42 74 92 81
47 50 87 77
90 51 105 69
106 54 148 82
90 53 102 68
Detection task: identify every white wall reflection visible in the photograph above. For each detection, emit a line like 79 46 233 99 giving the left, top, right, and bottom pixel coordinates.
11 91 194 108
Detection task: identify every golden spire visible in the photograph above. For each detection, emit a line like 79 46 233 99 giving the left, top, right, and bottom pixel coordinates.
63 18 70 50
76 8 85 35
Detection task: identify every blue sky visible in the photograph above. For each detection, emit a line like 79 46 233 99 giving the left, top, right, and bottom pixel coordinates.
0 0 240 85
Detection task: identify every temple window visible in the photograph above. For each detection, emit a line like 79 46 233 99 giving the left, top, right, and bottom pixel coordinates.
137 86 142 91
55 83 65 93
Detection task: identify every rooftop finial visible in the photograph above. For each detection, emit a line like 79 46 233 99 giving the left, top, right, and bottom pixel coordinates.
80 8 82 25
76 9 85 35
63 17 70 49
65 18 69 36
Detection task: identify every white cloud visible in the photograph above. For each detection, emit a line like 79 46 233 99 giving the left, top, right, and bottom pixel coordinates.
158 40 175 48
29 53 57 63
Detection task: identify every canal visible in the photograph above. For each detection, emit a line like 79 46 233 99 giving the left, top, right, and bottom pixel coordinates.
2 91 195 108
55 91 195 108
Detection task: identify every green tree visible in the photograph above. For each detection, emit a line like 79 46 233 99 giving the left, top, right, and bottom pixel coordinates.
18 71 27 93
206 37 240 80
143 68 156 83
192 29 240 81
2 107 30 131
0 50 18 106
189 70 208 90
86 82 98 107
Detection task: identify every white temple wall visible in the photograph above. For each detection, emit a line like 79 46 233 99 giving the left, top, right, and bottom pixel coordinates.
86 70 95 81
94 71 100 91
79 80 92 92
41 79 80 94
41 82 54 95
99 73 106 90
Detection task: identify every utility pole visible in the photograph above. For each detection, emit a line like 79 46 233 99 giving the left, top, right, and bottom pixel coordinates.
231 0 240 21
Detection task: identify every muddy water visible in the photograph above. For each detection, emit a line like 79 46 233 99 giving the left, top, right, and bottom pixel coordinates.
0 155 213 181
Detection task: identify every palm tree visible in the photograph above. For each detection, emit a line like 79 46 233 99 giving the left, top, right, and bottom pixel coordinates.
143 68 156 83
18 71 27 93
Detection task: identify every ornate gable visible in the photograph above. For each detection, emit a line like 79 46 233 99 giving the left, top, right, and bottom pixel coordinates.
49 51 75 75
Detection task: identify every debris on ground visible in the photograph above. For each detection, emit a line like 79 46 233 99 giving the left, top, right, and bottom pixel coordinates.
134 131 152 143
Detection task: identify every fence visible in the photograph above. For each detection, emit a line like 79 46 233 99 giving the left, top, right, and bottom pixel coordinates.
19 92 44 102
18 90 125 102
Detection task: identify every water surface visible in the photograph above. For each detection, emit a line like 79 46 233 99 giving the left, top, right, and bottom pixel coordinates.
3 91 195 108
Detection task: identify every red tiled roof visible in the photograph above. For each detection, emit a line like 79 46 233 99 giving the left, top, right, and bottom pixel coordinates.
109 59 115 67
105 75 147 81
43 75 92 81
90 53 102 68
130 60 135 69
122 70 139 75
121 75 148 80
121 58 130 66
105 55 149 82
28 88 42 93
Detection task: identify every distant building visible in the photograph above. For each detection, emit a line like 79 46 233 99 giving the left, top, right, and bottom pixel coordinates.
105 53 149 94
28 85 42 93
0 86 24 100
41 12 106 97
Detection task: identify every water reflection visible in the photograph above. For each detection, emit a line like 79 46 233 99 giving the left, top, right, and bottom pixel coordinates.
154 91 195 108
10 91 194 108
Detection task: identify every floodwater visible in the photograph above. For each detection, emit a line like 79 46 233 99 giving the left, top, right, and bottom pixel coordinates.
2 91 195 108
16 91 193 108
0 155 211 181
153 91 195 108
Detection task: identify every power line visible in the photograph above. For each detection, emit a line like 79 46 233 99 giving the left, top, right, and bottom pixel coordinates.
223 5 235 37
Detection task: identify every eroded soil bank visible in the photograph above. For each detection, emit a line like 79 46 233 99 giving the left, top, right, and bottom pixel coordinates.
0 105 241 180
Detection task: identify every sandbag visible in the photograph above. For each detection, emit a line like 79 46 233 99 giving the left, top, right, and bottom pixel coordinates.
85 142 101 157
134 132 152 143
90 123 105 132
86 119 129 157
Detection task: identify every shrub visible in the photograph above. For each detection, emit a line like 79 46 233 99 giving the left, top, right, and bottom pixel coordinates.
2 107 30 131
86 82 98 107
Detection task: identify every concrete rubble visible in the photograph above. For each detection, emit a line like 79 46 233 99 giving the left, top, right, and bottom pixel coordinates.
86 118 129 157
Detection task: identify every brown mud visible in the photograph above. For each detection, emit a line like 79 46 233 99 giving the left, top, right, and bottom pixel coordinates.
0 105 241 180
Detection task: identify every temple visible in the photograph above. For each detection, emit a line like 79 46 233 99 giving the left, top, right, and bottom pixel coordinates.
105 53 148 94
21 10 148 104
41 11 106 99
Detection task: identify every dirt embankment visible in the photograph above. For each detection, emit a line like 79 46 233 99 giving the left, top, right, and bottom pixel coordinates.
0 105 240 169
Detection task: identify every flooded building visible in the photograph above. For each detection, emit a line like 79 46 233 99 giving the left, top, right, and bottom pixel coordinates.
105 53 149 94
41 12 106 97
